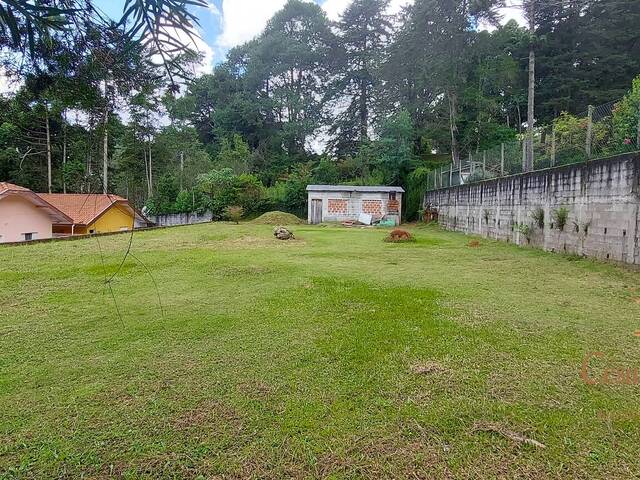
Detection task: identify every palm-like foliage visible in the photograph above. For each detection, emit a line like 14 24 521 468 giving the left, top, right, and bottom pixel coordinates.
0 0 208 81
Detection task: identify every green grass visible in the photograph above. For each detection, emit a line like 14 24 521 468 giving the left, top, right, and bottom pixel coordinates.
1 223 639 478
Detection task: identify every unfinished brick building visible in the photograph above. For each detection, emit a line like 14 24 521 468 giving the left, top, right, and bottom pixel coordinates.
306 185 404 225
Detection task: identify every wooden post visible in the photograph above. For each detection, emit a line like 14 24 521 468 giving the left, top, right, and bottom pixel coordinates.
482 151 486 176
449 163 453 186
470 153 474 177
586 105 594 158
500 143 505 176
551 126 556 167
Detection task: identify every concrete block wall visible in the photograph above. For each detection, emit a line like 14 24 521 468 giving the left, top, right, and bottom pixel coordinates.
152 212 212 227
424 153 640 266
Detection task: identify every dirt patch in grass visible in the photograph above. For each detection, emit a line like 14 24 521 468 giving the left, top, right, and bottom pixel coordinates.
236 379 274 399
315 432 447 479
410 361 450 375
222 235 304 249
213 265 274 278
173 399 243 433
468 240 481 248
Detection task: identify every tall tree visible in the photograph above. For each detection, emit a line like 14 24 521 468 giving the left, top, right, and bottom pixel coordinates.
247 0 336 155
328 0 391 157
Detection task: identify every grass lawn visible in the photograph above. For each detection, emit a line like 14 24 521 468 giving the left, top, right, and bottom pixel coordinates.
1 223 640 479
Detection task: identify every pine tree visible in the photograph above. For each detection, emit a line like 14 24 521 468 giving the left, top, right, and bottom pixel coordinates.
327 0 392 157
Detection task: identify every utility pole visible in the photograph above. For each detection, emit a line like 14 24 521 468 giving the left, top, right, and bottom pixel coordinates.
586 105 594 159
525 0 535 172
180 151 184 190
103 108 108 194
102 79 110 194
44 102 52 194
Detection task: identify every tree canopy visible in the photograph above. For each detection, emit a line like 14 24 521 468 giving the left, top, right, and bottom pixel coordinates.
1 0 638 219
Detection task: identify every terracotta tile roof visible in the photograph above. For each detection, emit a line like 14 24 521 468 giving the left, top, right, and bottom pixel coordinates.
37 193 130 225
0 182 31 194
0 183 73 223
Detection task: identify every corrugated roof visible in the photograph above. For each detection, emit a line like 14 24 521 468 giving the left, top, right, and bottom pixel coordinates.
306 185 405 193
37 193 130 225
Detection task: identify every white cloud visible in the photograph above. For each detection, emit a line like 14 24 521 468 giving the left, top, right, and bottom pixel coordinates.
150 24 215 77
321 0 413 21
499 1 526 26
207 2 221 16
480 2 527 31
321 0 349 21
216 0 289 48
386 0 413 16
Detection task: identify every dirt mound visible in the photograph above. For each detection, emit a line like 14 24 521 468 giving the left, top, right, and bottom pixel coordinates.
384 229 415 243
252 211 305 225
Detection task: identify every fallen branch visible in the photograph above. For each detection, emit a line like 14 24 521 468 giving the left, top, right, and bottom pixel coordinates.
472 422 546 449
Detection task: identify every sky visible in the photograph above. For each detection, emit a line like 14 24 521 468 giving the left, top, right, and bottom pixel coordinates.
91 0 525 76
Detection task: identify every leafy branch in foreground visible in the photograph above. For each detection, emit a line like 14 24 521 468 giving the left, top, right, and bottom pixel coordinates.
0 0 208 82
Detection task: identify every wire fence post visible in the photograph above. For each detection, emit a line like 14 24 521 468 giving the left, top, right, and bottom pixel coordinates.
636 112 640 150
586 105 594 158
551 126 556 167
500 143 505 176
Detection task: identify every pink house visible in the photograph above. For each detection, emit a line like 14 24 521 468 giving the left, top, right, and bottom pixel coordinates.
0 182 72 243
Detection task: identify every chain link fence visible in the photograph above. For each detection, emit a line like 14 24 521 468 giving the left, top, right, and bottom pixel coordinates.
426 98 640 190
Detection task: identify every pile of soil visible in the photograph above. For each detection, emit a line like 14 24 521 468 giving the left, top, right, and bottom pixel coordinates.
384 229 415 243
252 211 305 225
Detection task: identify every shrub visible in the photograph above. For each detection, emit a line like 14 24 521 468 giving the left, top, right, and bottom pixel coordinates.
517 223 532 242
611 75 640 151
384 229 415 243
531 207 545 229
225 205 244 224
552 207 570 231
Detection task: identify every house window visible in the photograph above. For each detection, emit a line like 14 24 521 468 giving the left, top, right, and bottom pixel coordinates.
23 232 35 241
389 192 397 200
89 229 95 234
